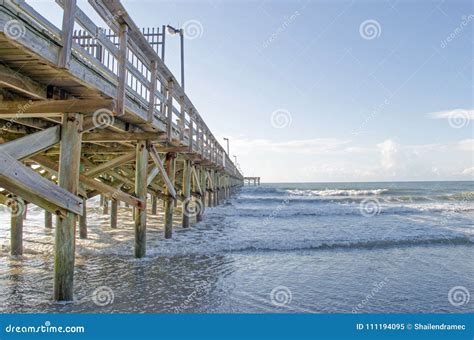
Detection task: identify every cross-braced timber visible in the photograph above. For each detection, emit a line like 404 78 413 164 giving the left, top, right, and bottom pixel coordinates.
0 0 243 301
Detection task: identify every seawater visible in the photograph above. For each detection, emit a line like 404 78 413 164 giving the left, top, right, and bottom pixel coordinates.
0 181 473 313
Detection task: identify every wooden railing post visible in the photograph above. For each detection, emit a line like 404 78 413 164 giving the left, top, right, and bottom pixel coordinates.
165 80 174 142
117 23 129 116
147 60 157 122
58 0 77 69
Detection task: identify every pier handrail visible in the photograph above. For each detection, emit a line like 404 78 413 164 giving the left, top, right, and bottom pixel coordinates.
4 0 241 179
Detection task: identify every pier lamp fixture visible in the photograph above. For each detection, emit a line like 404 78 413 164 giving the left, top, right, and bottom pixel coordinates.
223 137 230 155
166 24 185 91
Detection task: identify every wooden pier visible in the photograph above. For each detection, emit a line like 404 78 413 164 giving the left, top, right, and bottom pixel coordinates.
244 177 260 185
0 0 243 301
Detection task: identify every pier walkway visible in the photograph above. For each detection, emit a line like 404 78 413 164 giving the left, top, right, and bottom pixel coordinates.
0 0 243 300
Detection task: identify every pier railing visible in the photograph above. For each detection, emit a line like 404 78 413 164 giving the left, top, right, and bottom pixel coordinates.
4 0 241 179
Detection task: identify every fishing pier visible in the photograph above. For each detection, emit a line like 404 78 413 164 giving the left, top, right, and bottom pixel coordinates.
0 0 243 301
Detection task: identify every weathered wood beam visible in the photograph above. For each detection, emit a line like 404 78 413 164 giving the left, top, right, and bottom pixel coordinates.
163 152 176 239
31 155 144 209
0 99 116 116
150 145 176 198
54 112 82 301
146 166 159 186
117 23 128 116
83 132 163 142
0 63 46 99
134 140 148 257
182 159 191 228
58 0 77 68
191 165 202 196
0 126 60 160
83 152 135 177
0 150 82 216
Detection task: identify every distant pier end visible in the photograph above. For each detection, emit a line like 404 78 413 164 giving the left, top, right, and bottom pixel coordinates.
244 177 261 185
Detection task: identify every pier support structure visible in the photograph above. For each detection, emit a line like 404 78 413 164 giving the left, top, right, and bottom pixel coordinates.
134 140 148 258
164 152 176 239
54 112 83 301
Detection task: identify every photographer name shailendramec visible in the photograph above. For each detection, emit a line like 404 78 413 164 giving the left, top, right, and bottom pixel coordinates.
414 323 466 331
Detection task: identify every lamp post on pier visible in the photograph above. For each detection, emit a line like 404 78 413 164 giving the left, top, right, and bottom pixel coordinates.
166 24 185 91
223 137 230 156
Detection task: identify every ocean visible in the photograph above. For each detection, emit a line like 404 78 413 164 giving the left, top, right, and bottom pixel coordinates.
0 181 473 313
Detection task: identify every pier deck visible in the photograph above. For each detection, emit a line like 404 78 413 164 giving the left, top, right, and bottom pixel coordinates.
0 0 243 300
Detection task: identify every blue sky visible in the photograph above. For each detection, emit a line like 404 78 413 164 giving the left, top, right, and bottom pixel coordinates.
30 0 473 182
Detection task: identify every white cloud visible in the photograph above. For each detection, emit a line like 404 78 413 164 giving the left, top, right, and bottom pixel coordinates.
462 167 474 176
427 109 474 121
226 135 473 182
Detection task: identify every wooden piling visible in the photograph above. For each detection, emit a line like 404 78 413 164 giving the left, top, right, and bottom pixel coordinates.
54 112 82 301
134 141 148 258
10 197 23 255
151 195 157 215
164 152 176 239
111 199 118 229
182 159 191 228
102 198 109 215
45 210 53 229
79 197 87 239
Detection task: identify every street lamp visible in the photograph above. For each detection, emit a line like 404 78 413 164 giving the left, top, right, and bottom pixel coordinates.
166 24 185 91
223 137 230 155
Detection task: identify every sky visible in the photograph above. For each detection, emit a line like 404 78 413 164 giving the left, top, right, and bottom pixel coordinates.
29 0 473 182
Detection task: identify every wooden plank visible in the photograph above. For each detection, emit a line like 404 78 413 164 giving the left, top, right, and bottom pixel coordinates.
117 23 128 116
182 159 191 228
0 150 82 216
31 155 144 209
83 152 135 177
79 197 87 238
163 152 176 239
0 99 116 115
0 63 46 99
146 165 159 186
149 145 176 198
83 131 163 142
191 165 202 195
58 0 77 68
147 61 157 122
0 126 60 160
134 140 148 257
